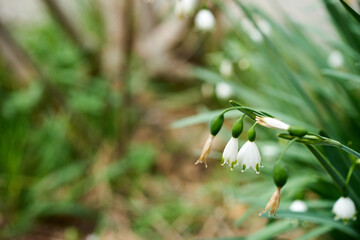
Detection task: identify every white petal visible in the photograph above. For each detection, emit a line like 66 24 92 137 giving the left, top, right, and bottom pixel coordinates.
256 117 289 130
222 137 238 166
195 9 215 31
237 141 250 170
241 141 261 173
332 197 356 220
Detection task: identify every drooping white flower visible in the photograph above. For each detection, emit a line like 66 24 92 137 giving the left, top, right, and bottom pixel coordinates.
195 134 214 168
220 59 233 77
332 197 357 221
236 140 261 174
195 9 215 31
327 50 344 68
175 0 198 18
215 82 233 99
256 116 290 130
221 137 238 170
289 200 308 212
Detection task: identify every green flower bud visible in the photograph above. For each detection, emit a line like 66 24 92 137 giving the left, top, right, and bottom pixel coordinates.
273 161 288 188
210 114 224 136
288 126 307 138
232 117 244 138
248 124 256 142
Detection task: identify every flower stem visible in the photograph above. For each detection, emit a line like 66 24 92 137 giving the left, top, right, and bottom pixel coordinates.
344 160 360 196
279 137 298 162
340 144 360 159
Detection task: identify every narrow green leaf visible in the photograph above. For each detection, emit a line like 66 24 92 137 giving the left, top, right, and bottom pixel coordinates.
322 69 360 84
171 110 241 129
271 210 360 239
296 225 333 240
306 145 345 192
247 221 296 240
339 0 360 24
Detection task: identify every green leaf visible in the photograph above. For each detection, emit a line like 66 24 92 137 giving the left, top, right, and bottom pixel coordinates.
306 145 345 192
270 210 360 238
247 221 296 240
296 225 333 240
171 110 241 129
339 0 360 24
322 69 360 84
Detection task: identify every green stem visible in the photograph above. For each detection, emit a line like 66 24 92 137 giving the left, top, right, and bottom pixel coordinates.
278 133 360 160
340 144 360 159
279 137 299 161
344 160 359 196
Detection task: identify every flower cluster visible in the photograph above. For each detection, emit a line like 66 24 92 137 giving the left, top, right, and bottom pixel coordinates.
222 122 262 174
195 101 358 221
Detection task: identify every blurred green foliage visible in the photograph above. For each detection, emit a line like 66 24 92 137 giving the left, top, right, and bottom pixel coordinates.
1 0 360 239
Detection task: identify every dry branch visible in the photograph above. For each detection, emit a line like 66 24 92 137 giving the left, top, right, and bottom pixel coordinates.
0 20 38 85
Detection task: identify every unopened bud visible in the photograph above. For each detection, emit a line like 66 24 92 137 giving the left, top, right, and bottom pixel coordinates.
273 161 288 188
232 117 244 138
288 126 307 138
210 114 224 136
248 124 256 142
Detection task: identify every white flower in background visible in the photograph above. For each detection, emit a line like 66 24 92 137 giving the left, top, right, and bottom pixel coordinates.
215 82 233 99
332 197 357 221
175 0 198 18
289 200 308 212
327 50 344 68
195 9 215 31
257 19 272 36
256 116 290 130
221 137 238 170
220 59 233 77
236 141 262 174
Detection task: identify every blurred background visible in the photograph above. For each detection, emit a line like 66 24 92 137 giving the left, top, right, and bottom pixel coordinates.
1 0 360 239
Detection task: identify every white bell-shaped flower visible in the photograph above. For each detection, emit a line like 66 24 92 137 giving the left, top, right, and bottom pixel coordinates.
236 140 261 174
332 197 357 221
221 137 238 170
195 9 215 31
289 200 308 212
